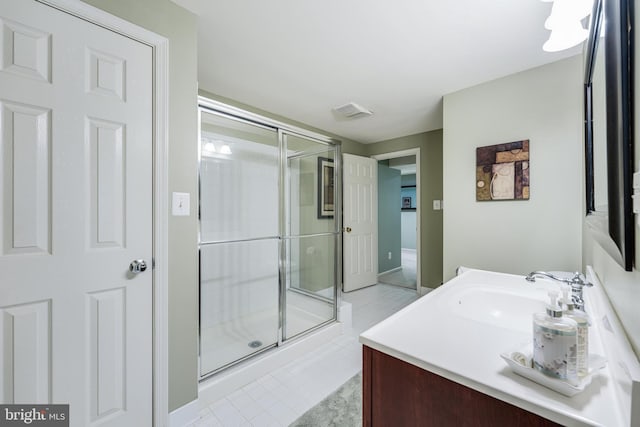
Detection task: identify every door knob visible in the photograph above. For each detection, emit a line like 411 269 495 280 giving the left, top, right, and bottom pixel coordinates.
129 259 148 274
345 227 352 233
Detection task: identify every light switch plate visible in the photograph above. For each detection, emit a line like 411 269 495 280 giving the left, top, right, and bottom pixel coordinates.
172 192 190 216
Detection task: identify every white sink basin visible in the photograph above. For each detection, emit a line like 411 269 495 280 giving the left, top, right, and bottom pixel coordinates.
446 286 546 333
360 267 630 427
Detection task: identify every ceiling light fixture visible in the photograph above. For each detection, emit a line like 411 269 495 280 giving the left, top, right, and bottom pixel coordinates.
219 144 232 155
542 0 594 52
333 102 373 119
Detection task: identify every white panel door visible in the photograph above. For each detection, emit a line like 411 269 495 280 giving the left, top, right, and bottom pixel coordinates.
0 1 153 426
342 154 378 292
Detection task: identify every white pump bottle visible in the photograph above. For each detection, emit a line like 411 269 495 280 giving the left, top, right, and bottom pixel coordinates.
532 290 579 385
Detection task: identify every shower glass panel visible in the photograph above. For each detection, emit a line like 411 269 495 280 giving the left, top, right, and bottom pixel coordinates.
283 133 338 340
200 239 279 375
200 112 279 243
199 111 280 377
284 234 336 339
198 99 341 379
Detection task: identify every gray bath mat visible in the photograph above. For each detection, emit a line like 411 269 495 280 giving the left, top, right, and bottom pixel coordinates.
289 372 362 427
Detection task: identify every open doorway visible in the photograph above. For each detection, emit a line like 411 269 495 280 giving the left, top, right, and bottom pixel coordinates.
372 149 421 294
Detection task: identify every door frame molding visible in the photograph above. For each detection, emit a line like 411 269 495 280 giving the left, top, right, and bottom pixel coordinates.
35 0 170 424
371 148 422 294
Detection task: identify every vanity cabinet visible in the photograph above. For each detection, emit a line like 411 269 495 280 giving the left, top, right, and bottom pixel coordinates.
362 346 560 426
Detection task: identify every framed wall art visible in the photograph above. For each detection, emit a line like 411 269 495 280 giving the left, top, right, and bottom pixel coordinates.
476 140 530 201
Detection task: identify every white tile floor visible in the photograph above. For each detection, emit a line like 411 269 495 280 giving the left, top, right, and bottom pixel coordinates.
187 283 421 427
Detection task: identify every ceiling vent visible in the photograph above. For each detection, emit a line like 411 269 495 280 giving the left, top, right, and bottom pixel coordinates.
333 102 373 119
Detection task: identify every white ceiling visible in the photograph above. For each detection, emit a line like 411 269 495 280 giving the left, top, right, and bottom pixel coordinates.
173 0 583 144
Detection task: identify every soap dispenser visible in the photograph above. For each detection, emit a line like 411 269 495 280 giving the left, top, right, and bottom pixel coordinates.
532 290 579 385
561 284 590 377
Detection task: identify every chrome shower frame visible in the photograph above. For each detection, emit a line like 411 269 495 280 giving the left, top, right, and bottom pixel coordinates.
197 96 342 379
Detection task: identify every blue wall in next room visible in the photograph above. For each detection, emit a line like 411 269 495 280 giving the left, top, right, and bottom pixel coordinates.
378 164 401 273
401 174 417 250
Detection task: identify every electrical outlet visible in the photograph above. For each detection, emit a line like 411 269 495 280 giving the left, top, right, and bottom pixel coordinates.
388 252 392 260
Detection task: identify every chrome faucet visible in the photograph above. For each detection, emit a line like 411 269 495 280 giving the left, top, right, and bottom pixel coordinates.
525 271 593 311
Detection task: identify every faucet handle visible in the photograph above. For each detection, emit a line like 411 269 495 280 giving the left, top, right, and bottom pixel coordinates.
570 272 593 287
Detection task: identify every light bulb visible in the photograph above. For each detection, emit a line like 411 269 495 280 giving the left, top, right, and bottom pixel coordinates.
203 141 216 153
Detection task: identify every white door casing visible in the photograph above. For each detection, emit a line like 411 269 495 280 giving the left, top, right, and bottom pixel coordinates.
342 153 378 292
0 1 154 426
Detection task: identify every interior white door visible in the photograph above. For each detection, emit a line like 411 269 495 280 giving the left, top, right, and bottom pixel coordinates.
0 1 153 426
342 153 378 292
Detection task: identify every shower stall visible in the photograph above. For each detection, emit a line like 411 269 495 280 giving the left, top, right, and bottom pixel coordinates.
198 98 341 378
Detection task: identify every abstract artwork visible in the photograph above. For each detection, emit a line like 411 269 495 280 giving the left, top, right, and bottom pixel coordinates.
476 140 529 201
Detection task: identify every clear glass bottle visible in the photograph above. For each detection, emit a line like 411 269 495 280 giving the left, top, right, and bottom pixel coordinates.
532 291 578 385
561 285 590 378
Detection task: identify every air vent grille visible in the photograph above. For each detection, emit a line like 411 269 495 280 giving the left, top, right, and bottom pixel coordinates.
333 102 373 119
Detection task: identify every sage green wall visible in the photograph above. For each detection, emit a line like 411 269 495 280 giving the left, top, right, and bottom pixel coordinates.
80 0 199 412
366 131 444 288
443 56 583 281
378 164 402 273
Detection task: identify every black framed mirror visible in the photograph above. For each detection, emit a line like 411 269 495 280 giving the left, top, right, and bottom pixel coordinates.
584 0 635 271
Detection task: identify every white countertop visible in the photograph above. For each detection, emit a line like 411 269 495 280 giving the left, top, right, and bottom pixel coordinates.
359 268 632 427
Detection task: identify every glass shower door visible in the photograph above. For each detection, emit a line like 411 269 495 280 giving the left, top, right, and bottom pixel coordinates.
199 111 280 376
283 133 339 340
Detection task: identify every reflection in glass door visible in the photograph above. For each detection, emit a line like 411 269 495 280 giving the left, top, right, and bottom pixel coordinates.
198 101 341 378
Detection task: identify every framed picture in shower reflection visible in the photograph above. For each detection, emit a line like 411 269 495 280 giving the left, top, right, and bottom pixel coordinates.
317 157 334 218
